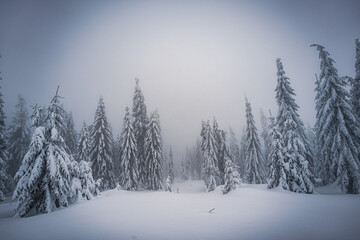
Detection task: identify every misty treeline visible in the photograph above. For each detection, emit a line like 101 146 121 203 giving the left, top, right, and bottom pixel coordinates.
0 40 359 217
191 40 360 195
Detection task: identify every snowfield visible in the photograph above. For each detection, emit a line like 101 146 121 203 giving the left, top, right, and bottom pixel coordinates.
1 180 359 240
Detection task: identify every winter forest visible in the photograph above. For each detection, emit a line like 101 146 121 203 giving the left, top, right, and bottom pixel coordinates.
1 1 360 240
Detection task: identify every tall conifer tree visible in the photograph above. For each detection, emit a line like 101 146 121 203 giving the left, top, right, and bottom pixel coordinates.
89 97 115 190
312 45 360 193
244 97 265 184
275 58 313 193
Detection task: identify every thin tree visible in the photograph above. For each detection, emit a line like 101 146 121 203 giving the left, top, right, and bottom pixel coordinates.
120 107 139 191
201 120 218 192
145 111 163 190
244 97 266 184
89 97 115 190
132 78 149 187
0 70 10 201
168 146 175 184
7 95 30 177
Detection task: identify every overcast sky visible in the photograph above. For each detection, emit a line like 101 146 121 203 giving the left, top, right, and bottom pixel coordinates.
0 0 359 162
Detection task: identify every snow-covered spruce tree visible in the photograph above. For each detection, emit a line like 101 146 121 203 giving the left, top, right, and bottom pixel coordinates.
312 45 360 193
244 97 266 184
64 112 77 155
144 111 163 190
238 127 246 179
222 156 241 194
89 97 115 190
168 146 175 183
276 58 315 181
350 38 360 120
7 95 30 178
119 107 139 191
228 127 240 172
212 118 224 184
275 58 314 193
77 122 90 162
76 123 100 199
78 160 100 200
201 120 218 192
260 109 271 176
132 78 149 187
267 114 286 189
181 160 188 180
165 175 172 192
12 88 78 216
0 73 10 201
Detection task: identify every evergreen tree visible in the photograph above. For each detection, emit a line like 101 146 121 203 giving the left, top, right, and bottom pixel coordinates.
275 58 314 193
64 112 77 155
13 88 79 216
201 121 218 192
260 109 271 175
78 160 100 200
168 146 175 183
228 127 240 172
222 157 241 194
77 122 90 162
120 107 139 191
275 58 315 181
165 175 172 192
238 127 246 179
350 38 360 120
212 118 224 184
244 97 265 184
132 78 149 187
181 160 188 180
0 72 10 201
312 45 360 193
267 114 286 189
7 95 30 178
89 97 115 190
144 111 163 190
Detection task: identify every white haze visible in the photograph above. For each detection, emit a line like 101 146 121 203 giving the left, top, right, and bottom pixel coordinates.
1 0 359 163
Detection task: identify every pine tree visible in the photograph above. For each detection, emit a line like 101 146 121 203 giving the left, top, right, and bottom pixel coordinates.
77 122 90 162
120 107 139 191
7 95 30 178
228 127 240 172
238 127 246 179
132 78 149 187
201 121 218 192
181 160 188 180
222 157 241 194
64 112 77 155
212 118 224 184
144 111 163 190
78 160 100 200
0 72 10 201
312 45 360 193
244 97 265 184
89 97 115 190
275 58 314 193
260 109 271 176
350 38 360 120
267 114 286 189
12 87 79 216
165 175 172 192
168 146 175 184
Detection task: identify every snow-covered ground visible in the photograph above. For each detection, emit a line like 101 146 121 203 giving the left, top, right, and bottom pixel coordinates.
1 181 359 240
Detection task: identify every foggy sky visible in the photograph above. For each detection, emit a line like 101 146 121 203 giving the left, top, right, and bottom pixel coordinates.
1 0 359 162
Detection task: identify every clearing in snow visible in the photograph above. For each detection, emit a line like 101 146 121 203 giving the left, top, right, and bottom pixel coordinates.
0 181 359 240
